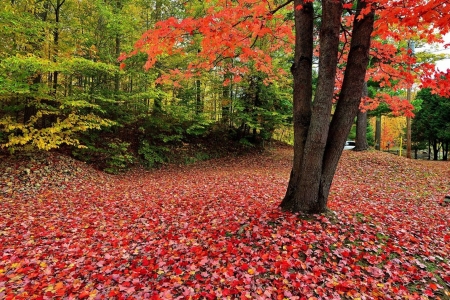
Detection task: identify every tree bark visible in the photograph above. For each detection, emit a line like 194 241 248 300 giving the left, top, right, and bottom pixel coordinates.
443 142 448 161
221 73 232 126
319 1 375 209
196 79 202 114
279 0 314 211
375 115 381 150
355 82 369 151
281 0 375 214
51 0 65 97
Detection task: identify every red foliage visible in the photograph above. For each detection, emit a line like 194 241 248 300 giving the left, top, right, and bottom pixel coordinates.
122 0 450 115
1 149 449 298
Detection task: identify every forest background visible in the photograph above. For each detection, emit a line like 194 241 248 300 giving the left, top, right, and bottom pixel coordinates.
0 0 449 174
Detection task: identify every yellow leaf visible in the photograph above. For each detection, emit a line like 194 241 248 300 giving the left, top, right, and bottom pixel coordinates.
11 263 21 269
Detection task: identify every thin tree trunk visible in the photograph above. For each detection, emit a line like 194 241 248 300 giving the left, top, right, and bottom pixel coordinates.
52 0 65 97
196 79 202 115
355 82 369 151
115 34 120 93
428 140 431 160
375 115 381 150
433 140 438 160
152 0 163 114
24 76 41 123
221 72 233 126
443 142 448 161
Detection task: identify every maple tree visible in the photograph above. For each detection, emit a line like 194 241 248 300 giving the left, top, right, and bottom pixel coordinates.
123 0 450 213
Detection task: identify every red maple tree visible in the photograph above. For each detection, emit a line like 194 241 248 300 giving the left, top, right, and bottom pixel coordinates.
121 0 450 213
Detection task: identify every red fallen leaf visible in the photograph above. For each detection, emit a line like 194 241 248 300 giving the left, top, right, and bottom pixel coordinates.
367 266 384 278
174 268 183 275
341 249 351 258
150 293 161 300
78 291 90 299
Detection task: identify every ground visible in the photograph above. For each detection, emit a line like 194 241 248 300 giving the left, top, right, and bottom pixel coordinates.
0 147 449 299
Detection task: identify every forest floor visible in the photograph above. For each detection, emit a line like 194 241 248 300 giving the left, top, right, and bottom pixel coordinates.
1 147 449 299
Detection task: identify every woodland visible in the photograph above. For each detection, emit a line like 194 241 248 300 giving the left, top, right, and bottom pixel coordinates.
1 0 450 298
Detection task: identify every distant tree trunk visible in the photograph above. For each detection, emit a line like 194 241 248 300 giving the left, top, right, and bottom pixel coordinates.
433 140 438 160
375 115 381 150
115 34 120 93
443 141 448 161
428 140 431 160
196 79 202 114
281 0 375 214
354 81 369 151
51 0 65 96
24 75 41 123
152 0 163 114
221 73 232 125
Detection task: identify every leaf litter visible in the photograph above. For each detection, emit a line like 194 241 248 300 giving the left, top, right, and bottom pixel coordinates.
0 148 449 299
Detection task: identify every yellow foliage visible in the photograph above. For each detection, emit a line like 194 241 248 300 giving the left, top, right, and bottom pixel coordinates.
0 111 114 152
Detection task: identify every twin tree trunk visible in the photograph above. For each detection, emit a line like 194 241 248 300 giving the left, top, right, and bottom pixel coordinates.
280 0 375 214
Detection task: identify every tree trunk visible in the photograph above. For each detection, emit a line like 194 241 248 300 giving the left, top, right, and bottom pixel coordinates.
221 73 232 125
428 140 431 160
319 0 375 211
52 0 65 96
196 79 202 115
279 0 314 211
375 115 381 150
281 0 375 214
443 142 448 161
152 0 163 114
115 34 120 93
433 140 438 160
355 82 369 151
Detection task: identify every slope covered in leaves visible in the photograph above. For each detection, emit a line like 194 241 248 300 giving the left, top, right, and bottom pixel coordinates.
0 148 449 299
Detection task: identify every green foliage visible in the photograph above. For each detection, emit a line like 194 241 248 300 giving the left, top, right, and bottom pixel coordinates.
186 116 213 136
138 140 168 168
232 74 292 144
239 137 254 148
412 89 450 150
0 0 293 166
104 140 134 174
348 125 357 140
366 122 375 147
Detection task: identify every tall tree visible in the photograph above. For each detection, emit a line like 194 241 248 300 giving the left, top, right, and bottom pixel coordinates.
122 0 450 214
412 89 450 161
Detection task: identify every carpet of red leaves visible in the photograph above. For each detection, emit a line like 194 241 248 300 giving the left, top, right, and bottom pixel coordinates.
1 148 449 299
